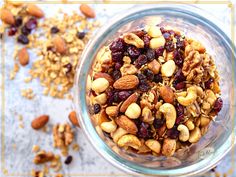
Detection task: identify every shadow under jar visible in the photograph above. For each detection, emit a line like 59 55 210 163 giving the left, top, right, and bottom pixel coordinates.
74 5 236 176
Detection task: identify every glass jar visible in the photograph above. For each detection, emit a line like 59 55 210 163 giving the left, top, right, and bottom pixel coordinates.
74 5 236 176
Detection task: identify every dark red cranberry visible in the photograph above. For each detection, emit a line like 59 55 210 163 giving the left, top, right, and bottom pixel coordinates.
143 35 150 48
173 81 185 90
205 78 214 89
113 91 120 103
160 27 166 33
174 50 184 67
153 118 165 129
176 38 185 49
176 103 184 117
165 40 175 52
163 32 171 40
64 63 72 74
153 74 163 83
15 17 23 27
8 26 17 36
134 54 148 68
132 30 147 38
138 83 150 92
127 46 140 59
111 70 121 81
93 104 101 114
176 114 184 125
51 26 60 34
21 26 31 35
166 126 180 139
64 155 73 165
175 69 186 82
143 69 154 81
146 49 155 61
213 97 223 113
110 38 125 52
111 51 123 62
106 89 114 105
17 34 29 44
25 18 37 30
118 91 132 100
137 122 152 139
77 31 86 39
155 46 164 58
114 62 123 70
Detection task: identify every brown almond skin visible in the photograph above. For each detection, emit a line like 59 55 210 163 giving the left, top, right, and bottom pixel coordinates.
52 36 67 54
115 115 138 134
68 111 80 127
113 75 139 90
159 86 174 104
120 92 139 112
31 115 49 130
94 72 114 85
27 4 44 18
80 4 95 18
0 9 15 25
18 48 29 66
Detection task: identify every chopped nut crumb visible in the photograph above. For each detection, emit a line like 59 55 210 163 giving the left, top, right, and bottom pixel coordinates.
32 145 40 153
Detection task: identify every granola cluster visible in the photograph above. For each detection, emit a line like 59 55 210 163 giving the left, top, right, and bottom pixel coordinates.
89 25 223 156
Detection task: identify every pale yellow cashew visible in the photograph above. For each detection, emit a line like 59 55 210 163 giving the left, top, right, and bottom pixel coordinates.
117 134 141 150
200 115 211 127
111 127 128 143
189 127 201 143
162 138 176 156
145 139 161 154
177 124 190 142
100 120 117 133
159 103 176 129
185 119 195 130
177 86 197 106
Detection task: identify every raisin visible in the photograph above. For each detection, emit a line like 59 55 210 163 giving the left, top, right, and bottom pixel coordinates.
17 34 29 44
25 18 37 30
176 114 184 125
77 31 86 39
137 122 152 139
173 81 185 90
176 103 184 117
110 38 125 52
8 26 17 36
118 91 132 101
213 97 223 113
143 69 154 81
134 54 147 68
111 51 123 62
64 63 72 74
93 104 101 114
165 40 175 52
138 83 150 92
174 69 186 82
155 46 164 58
153 118 165 129
205 78 214 89
114 62 123 70
64 155 73 165
15 17 23 27
50 26 60 34
146 48 155 61
153 74 163 83
111 70 121 81
174 50 184 67
166 125 180 139
127 46 140 59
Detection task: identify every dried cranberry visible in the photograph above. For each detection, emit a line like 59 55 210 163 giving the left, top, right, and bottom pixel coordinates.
174 50 184 67
25 18 37 30
118 91 132 100
163 32 171 40
51 26 60 34
153 118 165 129
137 73 146 81
113 91 120 103
174 69 186 82
114 62 123 70
143 69 154 81
213 97 223 113
176 38 185 49
153 74 163 83
64 155 73 165
205 78 214 89
15 17 23 27
160 27 166 33
93 104 101 114
106 89 114 105
17 34 29 44
166 126 180 139
111 51 123 62
143 35 150 48
111 70 121 81
8 26 17 36
176 114 184 125
64 63 72 74
21 26 31 35
134 54 148 68
173 81 185 90
77 31 86 39
155 46 164 58
146 49 155 61
165 40 175 52
138 83 150 92
110 38 125 52
176 103 184 117
127 46 140 59
137 122 152 139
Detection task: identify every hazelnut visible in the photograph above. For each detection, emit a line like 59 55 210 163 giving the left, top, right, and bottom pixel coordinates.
125 103 141 119
92 78 109 93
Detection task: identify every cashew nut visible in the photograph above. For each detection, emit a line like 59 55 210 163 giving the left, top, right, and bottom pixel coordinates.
177 124 190 142
145 139 161 154
189 127 201 143
162 138 176 157
185 119 195 130
117 134 141 150
200 115 211 127
159 103 176 129
111 127 128 143
161 60 176 77
148 26 162 38
177 86 197 106
150 36 166 49
142 107 154 123
92 78 109 93
100 120 117 133
94 93 107 105
123 33 144 48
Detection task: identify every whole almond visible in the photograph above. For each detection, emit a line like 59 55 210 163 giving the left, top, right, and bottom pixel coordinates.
26 4 44 18
80 4 95 18
113 75 139 90
159 86 174 104
115 115 138 134
52 36 67 54
0 9 15 25
68 111 80 127
94 72 114 85
31 115 49 130
120 92 139 112
18 48 29 66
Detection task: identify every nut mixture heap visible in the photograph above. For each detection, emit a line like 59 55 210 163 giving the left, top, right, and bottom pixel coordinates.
89 25 223 156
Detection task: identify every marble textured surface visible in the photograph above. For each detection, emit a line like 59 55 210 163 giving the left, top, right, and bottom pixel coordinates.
0 3 235 177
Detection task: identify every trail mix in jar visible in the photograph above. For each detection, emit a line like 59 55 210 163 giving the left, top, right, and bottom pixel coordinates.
88 25 223 157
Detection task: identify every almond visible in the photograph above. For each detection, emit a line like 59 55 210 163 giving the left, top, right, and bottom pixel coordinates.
115 115 137 134
68 111 80 127
80 4 95 18
26 4 44 18
105 106 119 117
120 92 139 113
94 72 114 85
159 86 174 104
113 75 139 90
0 9 15 25
31 115 49 130
18 48 29 66
52 36 67 54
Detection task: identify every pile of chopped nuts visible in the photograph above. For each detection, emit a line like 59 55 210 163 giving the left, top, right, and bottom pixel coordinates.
89 25 223 157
